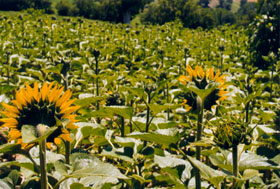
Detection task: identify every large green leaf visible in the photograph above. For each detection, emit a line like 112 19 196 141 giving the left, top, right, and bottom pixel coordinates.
75 95 105 107
237 152 280 171
187 156 226 188
128 129 180 146
0 180 11 189
101 148 134 163
21 125 58 144
103 106 133 119
0 144 22 154
148 104 179 115
155 154 192 180
188 86 216 102
59 153 128 188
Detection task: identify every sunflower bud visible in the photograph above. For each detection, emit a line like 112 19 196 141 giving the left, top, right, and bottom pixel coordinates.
36 124 48 137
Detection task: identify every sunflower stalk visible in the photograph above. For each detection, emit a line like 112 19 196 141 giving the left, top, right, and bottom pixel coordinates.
232 144 238 188
120 116 125 137
195 96 204 189
63 63 71 165
37 124 48 189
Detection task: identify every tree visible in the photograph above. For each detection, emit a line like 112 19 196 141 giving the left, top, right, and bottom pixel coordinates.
121 0 152 24
217 0 232 11
249 0 280 69
0 0 52 12
240 0 247 8
56 0 78 16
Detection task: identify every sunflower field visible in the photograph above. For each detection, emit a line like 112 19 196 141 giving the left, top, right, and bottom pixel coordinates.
0 10 280 189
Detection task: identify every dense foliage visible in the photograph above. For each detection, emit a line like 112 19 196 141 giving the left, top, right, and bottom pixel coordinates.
0 0 53 13
249 0 280 69
0 0 258 28
0 10 279 188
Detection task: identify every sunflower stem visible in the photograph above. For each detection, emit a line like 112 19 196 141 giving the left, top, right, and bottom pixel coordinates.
195 96 204 189
232 144 238 188
120 116 125 137
65 141 71 164
39 140 48 189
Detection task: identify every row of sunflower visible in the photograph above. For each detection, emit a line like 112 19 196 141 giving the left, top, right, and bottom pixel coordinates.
0 11 279 188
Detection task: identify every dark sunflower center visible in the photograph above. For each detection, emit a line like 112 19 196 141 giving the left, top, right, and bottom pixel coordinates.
16 99 63 129
178 89 221 111
193 77 208 89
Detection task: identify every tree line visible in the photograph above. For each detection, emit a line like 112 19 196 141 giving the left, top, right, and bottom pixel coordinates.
0 0 257 29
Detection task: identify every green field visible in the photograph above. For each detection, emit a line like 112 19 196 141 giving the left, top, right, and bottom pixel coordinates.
0 10 279 189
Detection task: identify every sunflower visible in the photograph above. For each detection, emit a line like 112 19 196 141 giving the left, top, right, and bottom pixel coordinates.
179 65 228 111
0 82 80 148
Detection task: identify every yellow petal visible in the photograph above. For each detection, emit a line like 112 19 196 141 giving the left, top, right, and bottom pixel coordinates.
214 70 221 81
186 65 194 80
2 103 20 114
207 68 214 80
66 114 79 122
8 129 21 141
218 90 227 97
178 75 190 85
11 100 23 110
198 66 205 78
1 111 18 118
185 105 192 112
66 123 79 129
0 118 18 124
40 82 49 101
59 133 72 142
50 86 64 103
46 142 52 149
218 96 227 101
16 90 28 107
59 99 76 113
33 82 39 102
56 90 72 107
54 137 62 145
60 106 80 115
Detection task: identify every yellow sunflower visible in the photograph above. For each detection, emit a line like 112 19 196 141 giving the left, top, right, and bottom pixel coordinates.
179 65 228 111
0 82 80 148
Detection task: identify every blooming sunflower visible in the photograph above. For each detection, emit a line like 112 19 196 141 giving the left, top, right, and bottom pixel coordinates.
0 82 80 148
179 65 228 111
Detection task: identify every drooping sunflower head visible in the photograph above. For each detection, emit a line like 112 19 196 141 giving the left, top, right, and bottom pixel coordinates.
179 65 228 111
0 82 80 148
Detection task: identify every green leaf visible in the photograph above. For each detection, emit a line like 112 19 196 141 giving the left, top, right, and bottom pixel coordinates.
0 180 11 189
0 85 17 94
271 154 280 164
7 170 19 188
21 125 37 143
187 156 226 188
75 96 105 107
0 161 35 173
102 148 134 163
128 129 180 146
188 86 216 102
22 125 58 144
0 144 22 154
155 154 192 179
70 183 90 189
65 153 128 188
131 175 151 184
78 122 103 138
242 169 259 180
238 152 279 171
148 104 180 115
54 161 68 175
125 87 145 99
42 64 63 75
103 106 133 119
